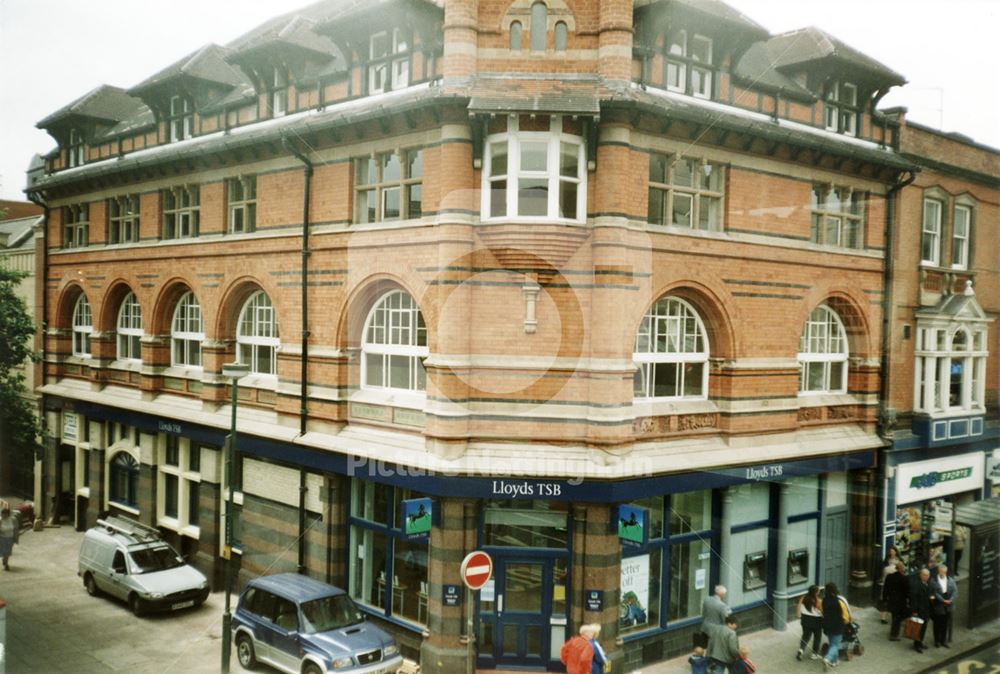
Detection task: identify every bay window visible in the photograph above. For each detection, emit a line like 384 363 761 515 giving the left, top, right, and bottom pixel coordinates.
482 116 586 222
915 322 988 414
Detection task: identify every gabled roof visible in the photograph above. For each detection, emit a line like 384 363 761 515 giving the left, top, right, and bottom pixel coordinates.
764 27 905 86
0 215 41 251
635 0 769 42
734 42 815 101
36 85 147 130
228 14 340 60
129 44 248 98
916 282 990 322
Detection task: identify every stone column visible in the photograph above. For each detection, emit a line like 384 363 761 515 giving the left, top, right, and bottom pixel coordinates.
420 497 475 674
849 468 876 604
720 488 735 595
772 483 790 630
571 503 621 672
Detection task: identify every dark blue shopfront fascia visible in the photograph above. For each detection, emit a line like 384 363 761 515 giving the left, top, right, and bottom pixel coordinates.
74 402 876 501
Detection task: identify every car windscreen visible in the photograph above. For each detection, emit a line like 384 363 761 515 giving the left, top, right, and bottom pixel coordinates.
300 594 364 634
129 545 184 573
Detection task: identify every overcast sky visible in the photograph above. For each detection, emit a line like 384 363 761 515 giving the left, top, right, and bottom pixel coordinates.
0 0 997 201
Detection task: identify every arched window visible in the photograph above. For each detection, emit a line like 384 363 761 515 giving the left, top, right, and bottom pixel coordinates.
798 305 848 394
633 297 709 400
554 21 568 52
510 21 523 51
530 2 548 51
362 290 428 394
171 292 204 368
72 295 93 357
237 291 279 375
117 292 144 361
109 452 139 508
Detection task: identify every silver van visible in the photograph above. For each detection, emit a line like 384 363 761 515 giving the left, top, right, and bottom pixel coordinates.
78 515 209 616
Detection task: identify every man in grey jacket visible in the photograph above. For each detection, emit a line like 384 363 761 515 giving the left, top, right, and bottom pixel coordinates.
700 584 731 647
706 615 740 674
931 564 958 648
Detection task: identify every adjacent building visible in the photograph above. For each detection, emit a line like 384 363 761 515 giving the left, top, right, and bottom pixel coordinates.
24 0 997 671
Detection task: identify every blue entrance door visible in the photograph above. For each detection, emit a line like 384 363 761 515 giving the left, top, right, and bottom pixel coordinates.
479 554 568 669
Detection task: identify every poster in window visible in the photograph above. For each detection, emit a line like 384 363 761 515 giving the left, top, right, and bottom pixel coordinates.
619 554 650 628
617 504 649 547
402 498 432 538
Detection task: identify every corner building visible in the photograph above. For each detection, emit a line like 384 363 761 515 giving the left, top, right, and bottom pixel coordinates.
29 0 928 670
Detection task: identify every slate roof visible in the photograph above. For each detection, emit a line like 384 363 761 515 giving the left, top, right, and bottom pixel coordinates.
605 83 915 171
635 0 769 40
36 85 147 129
227 14 340 60
468 76 601 115
764 27 905 85
0 215 41 251
734 42 815 101
129 44 248 97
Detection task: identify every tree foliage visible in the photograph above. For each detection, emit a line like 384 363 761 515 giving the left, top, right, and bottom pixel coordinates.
0 266 40 456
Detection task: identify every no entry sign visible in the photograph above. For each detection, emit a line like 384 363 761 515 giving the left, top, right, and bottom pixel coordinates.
460 551 493 590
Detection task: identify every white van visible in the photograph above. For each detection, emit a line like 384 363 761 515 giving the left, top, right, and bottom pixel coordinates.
78 515 209 616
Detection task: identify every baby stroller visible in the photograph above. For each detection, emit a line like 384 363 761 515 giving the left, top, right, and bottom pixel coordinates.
820 620 865 660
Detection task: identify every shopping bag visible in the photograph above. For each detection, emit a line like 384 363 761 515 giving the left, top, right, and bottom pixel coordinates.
903 617 924 641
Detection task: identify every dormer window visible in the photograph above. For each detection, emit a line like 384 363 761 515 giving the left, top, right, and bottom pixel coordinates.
168 95 193 142
369 29 409 94
67 128 85 168
824 82 858 136
665 31 713 99
269 67 288 117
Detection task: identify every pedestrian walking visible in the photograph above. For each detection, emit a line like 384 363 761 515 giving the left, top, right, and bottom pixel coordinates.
909 568 933 653
796 584 823 660
705 616 740 674
561 624 597 674
931 564 957 648
0 507 19 570
953 525 969 576
700 585 731 650
588 624 608 674
731 645 756 674
884 561 910 640
821 582 850 670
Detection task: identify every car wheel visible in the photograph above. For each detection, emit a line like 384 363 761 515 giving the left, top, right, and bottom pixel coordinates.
129 594 145 617
84 573 99 597
302 664 322 674
236 634 257 670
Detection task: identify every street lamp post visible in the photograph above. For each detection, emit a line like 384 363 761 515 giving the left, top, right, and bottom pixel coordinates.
221 362 249 674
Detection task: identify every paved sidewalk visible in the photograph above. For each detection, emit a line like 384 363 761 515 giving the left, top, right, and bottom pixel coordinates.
637 601 1000 674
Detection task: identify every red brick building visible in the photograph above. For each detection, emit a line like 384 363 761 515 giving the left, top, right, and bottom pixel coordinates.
25 0 996 671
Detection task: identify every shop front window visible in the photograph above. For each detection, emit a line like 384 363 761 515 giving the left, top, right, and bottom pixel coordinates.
348 480 429 626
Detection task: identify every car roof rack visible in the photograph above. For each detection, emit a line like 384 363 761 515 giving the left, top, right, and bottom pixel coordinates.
96 515 162 543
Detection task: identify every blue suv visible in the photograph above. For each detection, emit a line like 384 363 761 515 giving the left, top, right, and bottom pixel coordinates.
232 573 403 674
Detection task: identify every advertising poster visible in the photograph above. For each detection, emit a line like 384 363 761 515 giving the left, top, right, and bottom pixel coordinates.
620 554 650 628
617 504 649 547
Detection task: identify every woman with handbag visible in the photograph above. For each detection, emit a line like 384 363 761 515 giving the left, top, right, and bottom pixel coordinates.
884 561 910 640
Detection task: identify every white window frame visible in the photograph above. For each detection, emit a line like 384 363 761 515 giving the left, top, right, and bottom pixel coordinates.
68 128 85 168
64 204 89 248
368 28 410 94
825 82 859 136
810 185 864 249
921 197 942 266
108 194 140 244
116 292 144 361
798 305 849 395
354 149 423 224
481 116 587 223
237 291 279 377
361 290 428 396
168 95 193 143
228 176 257 234
633 296 709 401
664 31 713 99
171 291 204 369
157 435 201 538
914 323 988 415
951 204 971 269
270 67 287 117
163 185 200 239
647 154 724 231
72 295 93 357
